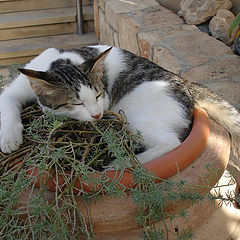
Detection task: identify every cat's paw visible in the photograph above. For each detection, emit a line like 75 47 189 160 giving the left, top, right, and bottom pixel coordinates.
0 121 23 153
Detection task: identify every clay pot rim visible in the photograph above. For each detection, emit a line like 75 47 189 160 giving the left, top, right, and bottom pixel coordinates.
100 109 210 188
19 109 210 193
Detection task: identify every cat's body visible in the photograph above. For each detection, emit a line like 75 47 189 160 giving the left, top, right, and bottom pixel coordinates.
0 45 240 170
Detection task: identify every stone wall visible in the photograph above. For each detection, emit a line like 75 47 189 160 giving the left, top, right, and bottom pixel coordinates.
94 0 240 108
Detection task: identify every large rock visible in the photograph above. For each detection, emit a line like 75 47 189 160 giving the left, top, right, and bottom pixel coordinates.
209 9 238 44
178 0 232 25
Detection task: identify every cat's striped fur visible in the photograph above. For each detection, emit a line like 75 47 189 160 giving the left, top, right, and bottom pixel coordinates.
0 45 239 177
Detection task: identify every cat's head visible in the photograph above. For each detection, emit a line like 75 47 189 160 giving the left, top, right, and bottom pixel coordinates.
19 48 112 121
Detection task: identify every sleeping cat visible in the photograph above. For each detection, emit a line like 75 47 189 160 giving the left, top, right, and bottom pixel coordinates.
0 45 239 170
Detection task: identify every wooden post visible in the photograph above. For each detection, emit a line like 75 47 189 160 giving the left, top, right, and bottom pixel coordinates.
76 0 83 35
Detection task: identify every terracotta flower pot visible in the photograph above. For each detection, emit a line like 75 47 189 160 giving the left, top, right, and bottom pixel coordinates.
17 109 231 239
22 109 210 193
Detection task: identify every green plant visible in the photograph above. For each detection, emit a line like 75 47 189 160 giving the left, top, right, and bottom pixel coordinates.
229 12 240 55
0 73 238 240
229 12 240 39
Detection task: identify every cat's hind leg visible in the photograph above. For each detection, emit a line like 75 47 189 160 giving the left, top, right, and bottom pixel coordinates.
136 138 181 164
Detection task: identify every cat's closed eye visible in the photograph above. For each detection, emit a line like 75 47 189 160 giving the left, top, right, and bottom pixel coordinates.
53 103 68 110
53 102 84 110
96 92 104 100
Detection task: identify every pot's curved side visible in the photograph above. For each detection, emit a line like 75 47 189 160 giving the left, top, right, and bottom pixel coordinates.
18 119 230 235
73 119 230 234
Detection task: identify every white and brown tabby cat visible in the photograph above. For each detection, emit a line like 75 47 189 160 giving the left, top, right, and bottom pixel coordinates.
0 45 239 175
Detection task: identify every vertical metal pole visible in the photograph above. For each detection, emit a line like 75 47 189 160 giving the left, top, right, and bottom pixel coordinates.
76 0 84 35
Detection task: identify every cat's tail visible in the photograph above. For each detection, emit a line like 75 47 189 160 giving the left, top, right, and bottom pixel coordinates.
190 82 240 174
192 84 240 138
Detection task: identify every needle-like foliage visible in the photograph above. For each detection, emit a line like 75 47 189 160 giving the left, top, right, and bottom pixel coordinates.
0 73 238 239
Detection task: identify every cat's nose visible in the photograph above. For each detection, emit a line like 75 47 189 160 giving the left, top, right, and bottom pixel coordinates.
91 113 101 119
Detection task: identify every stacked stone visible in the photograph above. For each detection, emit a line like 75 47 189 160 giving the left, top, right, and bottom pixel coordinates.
94 0 240 108
178 0 238 44
178 0 233 25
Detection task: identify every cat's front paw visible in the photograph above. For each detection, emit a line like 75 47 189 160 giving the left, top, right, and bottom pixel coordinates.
0 121 23 153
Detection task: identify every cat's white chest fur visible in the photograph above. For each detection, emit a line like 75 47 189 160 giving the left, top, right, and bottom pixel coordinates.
111 81 190 163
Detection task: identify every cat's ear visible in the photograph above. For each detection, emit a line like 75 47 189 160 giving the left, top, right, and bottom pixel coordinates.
90 47 112 74
18 68 57 96
82 47 112 81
